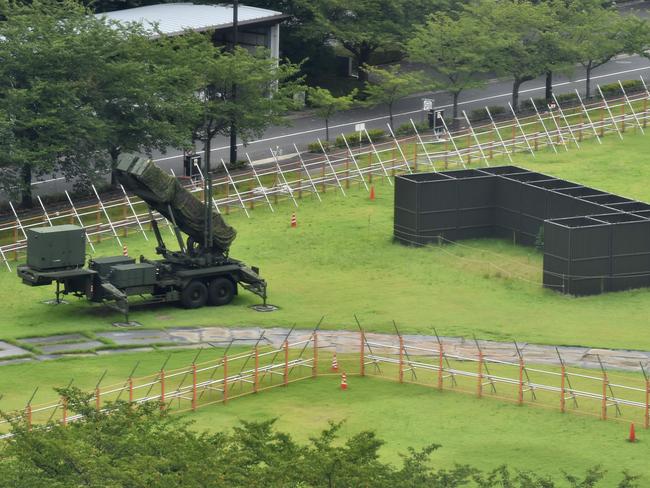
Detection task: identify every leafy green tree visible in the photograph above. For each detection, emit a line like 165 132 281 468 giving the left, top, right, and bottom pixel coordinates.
471 0 556 111
313 0 411 84
308 87 357 141
0 387 641 487
0 0 111 206
186 43 302 176
407 11 491 123
363 65 427 130
0 0 198 205
562 0 631 99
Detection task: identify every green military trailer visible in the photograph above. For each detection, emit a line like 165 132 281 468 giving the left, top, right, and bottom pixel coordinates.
17 157 268 321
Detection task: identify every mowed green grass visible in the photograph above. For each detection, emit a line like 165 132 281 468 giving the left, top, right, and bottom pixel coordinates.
2 130 650 350
192 376 648 484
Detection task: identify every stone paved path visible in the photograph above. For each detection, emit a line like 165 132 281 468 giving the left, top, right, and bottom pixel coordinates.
1 327 649 372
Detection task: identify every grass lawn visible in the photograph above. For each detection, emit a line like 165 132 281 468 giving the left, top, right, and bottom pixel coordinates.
190 375 648 484
2 130 650 351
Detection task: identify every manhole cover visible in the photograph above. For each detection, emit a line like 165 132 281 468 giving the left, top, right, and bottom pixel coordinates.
250 304 279 312
112 321 143 328
42 299 69 305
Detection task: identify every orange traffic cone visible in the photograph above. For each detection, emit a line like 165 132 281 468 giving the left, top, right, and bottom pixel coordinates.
629 423 636 443
331 352 338 372
340 372 348 390
369 186 375 201
122 245 128 256
290 213 297 228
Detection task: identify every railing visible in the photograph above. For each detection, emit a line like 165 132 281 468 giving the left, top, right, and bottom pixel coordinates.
0 80 649 270
2 329 649 440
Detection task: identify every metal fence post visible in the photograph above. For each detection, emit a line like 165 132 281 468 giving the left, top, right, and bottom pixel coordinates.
129 377 134 404
602 372 608 421
560 364 566 413
398 336 404 384
254 347 259 392
518 358 524 405
284 341 289 386
223 355 228 404
192 363 197 410
160 369 166 411
312 332 318 378
645 379 649 429
438 343 444 390
477 351 483 398
360 330 365 377
95 387 101 412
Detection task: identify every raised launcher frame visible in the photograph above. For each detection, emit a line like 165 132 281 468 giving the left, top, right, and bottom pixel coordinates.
394 165 650 296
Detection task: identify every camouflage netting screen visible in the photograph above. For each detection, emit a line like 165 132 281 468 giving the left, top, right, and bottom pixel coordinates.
116 157 236 254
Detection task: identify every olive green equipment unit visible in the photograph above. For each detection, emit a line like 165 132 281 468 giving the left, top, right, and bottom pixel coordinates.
17 157 268 321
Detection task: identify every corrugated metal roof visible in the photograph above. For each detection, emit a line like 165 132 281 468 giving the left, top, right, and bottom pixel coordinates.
96 3 285 37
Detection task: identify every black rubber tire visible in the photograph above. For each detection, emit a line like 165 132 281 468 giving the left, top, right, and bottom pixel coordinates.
208 277 235 306
181 280 208 309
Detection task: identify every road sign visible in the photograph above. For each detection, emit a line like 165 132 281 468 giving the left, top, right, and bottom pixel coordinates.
423 98 434 111
354 123 366 132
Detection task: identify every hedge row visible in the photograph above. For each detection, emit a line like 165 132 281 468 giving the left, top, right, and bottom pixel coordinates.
307 128 386 153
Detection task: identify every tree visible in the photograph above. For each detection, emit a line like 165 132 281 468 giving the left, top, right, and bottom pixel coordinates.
308 87 356 141
407 11 491 124
0 0 197 205
313 0 411 84
0 388 640 487
471 0 556 111
0 0 112 206
363 65 427 130
186 43 301 178
560 0 630 99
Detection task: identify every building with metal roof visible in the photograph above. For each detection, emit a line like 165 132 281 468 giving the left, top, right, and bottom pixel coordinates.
97 3 287 58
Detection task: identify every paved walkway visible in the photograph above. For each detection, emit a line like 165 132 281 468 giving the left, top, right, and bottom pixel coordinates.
1 327 649 372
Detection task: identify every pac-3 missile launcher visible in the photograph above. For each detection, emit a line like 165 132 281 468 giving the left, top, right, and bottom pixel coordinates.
17 157 267 320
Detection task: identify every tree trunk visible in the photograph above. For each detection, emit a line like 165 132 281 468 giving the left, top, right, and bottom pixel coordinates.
109 147 120 187
545 71 553 104
452 92 460 129
388 102 394 130
356 46 372 84
585 62 593 99
20 164 33 208
325 118 330 142
512 78 523 112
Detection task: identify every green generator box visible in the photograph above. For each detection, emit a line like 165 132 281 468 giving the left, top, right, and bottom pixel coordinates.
26 225 85 271
109 263 156 289
89 256 135 278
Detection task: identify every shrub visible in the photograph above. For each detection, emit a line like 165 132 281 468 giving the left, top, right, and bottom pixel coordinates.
334 128 385 148
519 97 547 113
469 105 505 122
597 79 644 99
395 120 429 136
307 141 327 153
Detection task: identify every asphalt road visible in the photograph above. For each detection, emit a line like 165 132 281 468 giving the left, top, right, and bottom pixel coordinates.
147 54 650 169
30 0 650 195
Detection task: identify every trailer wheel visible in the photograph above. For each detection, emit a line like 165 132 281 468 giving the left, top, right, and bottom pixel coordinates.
181 280 208 309
208 278 235 306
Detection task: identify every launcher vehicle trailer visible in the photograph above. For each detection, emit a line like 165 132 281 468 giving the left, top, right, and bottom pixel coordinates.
17 157 268 321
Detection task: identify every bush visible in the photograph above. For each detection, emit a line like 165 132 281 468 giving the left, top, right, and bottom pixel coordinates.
597 79 644 99
519 97 547 113
307 141 328 153
554 92 579 105
395 120 429 136
334 128 385 148
469 105 506 122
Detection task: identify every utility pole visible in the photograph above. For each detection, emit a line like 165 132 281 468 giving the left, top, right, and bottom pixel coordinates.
229 0 239 165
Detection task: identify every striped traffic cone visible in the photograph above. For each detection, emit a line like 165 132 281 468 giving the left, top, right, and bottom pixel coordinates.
331 352 338 372
290 213 297 228
629 423 636 443
122 245 128 256
340 372 348 390
369 186 375 201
